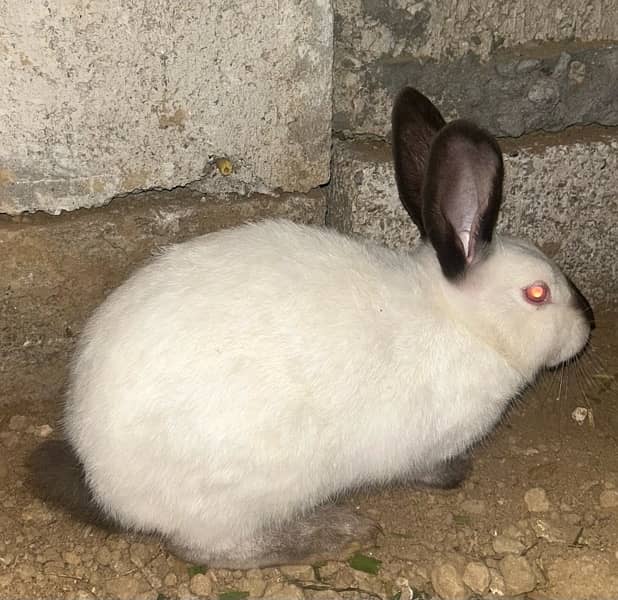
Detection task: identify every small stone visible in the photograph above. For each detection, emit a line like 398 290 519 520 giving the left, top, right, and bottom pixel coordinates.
431 563 470 600
189 573 213 597
279 564 315 580
304 591 342 600
394 577 415 600
129 542 158 567
43 560 66 575
106 534 130 550
317 561 342 580
0 573 14 588
499 555 536 595
95 546 112 566
66 592 95 600
177 584 198 600
571 406 589 424
568 61 586 84
0 553 14 567
319 563 354 588
600 490 618 508
21 500 55 524
0 431 20 448
63 551 82 566
105 575 145 600
530 518 572 543
164 572 178 587
462 561 491 595
503 525 524 539
489 568 506 596
492 534 525 555
461 499 486 515
37 548 62 564
527 82 558 104
36 424 54 437
263 582 305 599
524 487 551 512
245 575 268 598
8 415 27 431
517 59 540 73
16 563 37 581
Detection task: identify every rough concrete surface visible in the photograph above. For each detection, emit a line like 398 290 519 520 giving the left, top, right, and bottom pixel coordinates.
0 1 333 214
0 187 326 411
328 128 618 304
335 0 618 64
334 43 618 137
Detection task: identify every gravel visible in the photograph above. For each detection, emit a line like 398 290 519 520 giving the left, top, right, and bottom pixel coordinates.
0 309 616 599
599 490 618 508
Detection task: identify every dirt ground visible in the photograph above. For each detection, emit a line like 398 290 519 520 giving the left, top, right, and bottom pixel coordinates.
0 308 616 600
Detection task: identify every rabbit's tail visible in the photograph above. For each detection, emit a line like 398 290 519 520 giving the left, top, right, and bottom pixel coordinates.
27 439 113 527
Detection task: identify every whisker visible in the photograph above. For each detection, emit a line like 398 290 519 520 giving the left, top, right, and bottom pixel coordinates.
576 354 600 391
586 343 608 376
557 362 567 448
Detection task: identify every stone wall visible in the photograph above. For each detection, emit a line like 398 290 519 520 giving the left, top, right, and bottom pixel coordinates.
0 0 333 214
330 0 618 303
334 0 618 137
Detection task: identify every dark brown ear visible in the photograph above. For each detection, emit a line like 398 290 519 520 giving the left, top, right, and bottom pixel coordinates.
422 120 504 280
392 87 446 237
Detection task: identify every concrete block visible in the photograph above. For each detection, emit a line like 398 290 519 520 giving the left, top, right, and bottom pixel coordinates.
0 1 333 214
334 44 618 138
334 0 618 137
0 188 326 409
335 0 618 64
328 129 618 304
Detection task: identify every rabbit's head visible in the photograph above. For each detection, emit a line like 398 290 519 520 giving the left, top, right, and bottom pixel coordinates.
392 88 594 374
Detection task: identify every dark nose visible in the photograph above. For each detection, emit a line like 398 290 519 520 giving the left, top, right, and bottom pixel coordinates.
567 276 595 331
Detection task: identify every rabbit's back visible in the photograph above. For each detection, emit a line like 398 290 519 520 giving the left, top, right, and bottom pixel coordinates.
64 220 431 539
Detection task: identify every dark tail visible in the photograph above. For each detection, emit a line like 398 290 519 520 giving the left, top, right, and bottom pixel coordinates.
27 439 114 528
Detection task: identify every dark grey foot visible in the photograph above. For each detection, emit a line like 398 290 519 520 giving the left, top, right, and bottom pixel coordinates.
167 504 380 569
412 454 472 489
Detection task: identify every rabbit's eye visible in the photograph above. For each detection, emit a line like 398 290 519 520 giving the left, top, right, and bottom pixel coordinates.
524 282 550 304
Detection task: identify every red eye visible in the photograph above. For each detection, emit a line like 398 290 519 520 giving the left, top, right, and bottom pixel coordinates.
524 282 550 304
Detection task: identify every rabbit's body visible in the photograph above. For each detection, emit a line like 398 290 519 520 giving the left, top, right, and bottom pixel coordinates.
31 88 594 568
65 221 525 561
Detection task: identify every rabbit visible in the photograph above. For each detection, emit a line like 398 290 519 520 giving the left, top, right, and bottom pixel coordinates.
29 87 594 569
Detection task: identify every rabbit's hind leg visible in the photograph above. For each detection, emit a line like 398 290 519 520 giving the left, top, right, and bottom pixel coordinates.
167 504 379 569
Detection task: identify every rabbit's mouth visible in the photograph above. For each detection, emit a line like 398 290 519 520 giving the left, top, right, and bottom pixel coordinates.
545 330 593 371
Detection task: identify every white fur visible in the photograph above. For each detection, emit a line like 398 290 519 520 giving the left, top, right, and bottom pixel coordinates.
64 220 590 560
63 88 592 563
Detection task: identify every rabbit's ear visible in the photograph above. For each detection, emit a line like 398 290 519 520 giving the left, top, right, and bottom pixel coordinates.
423 120 503 280
392 88 446 237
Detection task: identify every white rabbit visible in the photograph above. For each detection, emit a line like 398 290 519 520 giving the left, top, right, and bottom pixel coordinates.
30 88 594 568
